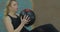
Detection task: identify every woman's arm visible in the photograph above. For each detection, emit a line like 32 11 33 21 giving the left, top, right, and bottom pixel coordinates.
4 16 15 32
4 15 30 32
14 22 24 32
15 15 30 32
4 16 25 32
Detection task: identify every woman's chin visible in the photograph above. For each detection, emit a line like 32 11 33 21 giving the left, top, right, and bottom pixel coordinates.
15 10 18 12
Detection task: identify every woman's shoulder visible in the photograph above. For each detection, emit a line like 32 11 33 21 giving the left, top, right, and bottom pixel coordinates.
4 16 9 18
4 16 11 20
3 16 12 23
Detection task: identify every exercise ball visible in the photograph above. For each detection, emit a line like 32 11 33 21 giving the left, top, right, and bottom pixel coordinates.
20 9 35 26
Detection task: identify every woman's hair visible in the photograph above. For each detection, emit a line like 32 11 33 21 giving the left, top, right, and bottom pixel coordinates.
4 0 16 16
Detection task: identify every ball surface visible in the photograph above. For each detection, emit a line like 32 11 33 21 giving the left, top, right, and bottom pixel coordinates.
20 9 35 26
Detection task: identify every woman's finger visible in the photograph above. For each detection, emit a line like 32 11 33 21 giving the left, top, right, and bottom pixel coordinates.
27 20 31 23
27 17 30 21
20 16 22 20
28 20 31 21
24 15 26 19
26 15 28 19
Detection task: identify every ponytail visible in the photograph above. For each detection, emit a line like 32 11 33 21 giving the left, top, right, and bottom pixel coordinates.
4 0 16 16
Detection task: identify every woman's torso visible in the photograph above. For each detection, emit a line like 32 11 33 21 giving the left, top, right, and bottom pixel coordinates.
8 15 30 32
8 15 21 29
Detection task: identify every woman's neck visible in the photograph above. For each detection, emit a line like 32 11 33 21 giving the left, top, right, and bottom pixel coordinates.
8 12 18 18
9 12 16 16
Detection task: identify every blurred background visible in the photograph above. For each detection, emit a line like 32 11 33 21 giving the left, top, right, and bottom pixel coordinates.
0 0 60 32
32 0 60 32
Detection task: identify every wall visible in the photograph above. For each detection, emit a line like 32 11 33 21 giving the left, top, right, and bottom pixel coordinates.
32 0 60 31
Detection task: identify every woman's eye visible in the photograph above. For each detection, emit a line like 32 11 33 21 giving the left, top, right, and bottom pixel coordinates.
14 4 16 6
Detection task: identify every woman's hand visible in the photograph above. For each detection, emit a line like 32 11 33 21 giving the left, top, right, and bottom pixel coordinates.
20 15 30 25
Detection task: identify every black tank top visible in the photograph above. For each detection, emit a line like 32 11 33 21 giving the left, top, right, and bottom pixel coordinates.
8 15 21 29
8 15 30 32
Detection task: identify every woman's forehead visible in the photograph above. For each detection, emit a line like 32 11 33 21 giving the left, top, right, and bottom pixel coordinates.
11 1 17 4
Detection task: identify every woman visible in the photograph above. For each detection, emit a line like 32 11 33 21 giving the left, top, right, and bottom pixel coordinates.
4 0 30 32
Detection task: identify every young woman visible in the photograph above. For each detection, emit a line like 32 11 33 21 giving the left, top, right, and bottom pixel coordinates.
4 0 30 32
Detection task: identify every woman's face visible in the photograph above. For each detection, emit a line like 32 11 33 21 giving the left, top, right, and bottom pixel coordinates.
9 1 18 12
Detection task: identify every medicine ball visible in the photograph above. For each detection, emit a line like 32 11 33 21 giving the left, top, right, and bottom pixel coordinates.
20 9 35 26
